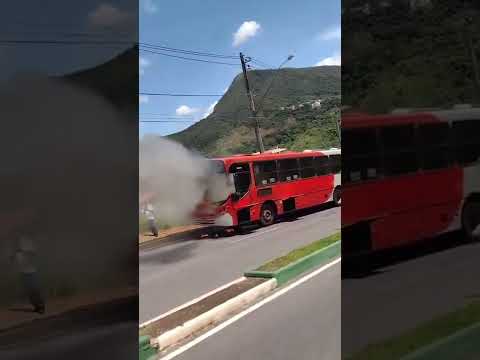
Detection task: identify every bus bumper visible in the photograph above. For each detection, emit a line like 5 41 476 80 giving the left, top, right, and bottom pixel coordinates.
214 213 234 227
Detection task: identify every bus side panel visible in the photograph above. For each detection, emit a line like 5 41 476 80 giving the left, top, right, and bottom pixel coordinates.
344 168 463 251
295 175 334 209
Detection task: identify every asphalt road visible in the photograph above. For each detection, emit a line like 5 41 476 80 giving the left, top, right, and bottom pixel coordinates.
0 297 138 360
342 234 480 357
171 260 340 360
140 205 340 323
0 322 138 360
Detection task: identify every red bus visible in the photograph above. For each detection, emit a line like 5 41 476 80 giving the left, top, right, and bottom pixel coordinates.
342 106 480 255
193 148 341 231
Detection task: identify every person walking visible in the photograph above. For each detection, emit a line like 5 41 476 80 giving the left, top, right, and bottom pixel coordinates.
13 234 45 314
145 203 158 237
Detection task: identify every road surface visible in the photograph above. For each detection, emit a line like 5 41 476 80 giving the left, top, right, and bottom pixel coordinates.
170 260 340 360
0 298 138 360
342 234 480 357
140 205 340 322
0 322 137 360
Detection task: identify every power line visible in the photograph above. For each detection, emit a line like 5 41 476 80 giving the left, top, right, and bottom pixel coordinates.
140 117 195 120
139 92 224 97
140 47 239 66
251 58 273 68
0 39 136 46
140 42 237 59
140 120 195 123
139 113 195 118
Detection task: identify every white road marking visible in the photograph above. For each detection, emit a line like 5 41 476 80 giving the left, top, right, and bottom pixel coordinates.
140 277 245 329
159 257 341 360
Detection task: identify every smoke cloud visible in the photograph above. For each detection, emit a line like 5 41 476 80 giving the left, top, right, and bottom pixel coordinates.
139 136 234 225
0 74 137 305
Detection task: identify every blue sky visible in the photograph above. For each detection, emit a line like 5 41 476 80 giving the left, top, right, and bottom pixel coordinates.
0 1 136 82
139 0 340 137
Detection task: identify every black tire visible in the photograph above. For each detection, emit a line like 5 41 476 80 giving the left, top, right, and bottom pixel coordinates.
260 203 276 227
462 199 480 241
333 187 341 206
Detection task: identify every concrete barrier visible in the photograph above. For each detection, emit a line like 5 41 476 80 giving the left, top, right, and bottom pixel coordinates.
245 240 341 285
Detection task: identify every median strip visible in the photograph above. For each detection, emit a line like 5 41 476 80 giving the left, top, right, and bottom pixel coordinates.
140 277 275 352
245 232 341 285
140 232 341 356
345 301 480 360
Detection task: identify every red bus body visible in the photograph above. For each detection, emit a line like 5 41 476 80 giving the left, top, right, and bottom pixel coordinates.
342 108 480 254
194 149 341 228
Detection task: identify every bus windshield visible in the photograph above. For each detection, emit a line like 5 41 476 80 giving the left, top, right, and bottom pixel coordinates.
206 160 234 203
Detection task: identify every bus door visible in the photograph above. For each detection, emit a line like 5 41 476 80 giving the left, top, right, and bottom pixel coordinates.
229 163 252 202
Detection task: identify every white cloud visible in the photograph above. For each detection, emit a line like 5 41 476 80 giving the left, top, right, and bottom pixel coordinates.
139 95 149 104
317 25 341 41
140 57 151 76
142 0 158 14
203 101 218 118
233 21 261 47
176 105 199 116
316 52 341 66
88 4 131 28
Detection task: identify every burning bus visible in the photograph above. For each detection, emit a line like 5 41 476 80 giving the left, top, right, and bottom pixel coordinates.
193 148 341 234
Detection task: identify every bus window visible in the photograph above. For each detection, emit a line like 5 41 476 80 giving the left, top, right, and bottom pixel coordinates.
229 163 251 196
453 121 480 165
254 161 278 186
299 157 315 178
343 128 381 183
210 160 226 174
278 158 300 182
418 122 450 170
314 157 330 176
381 125 418 176
329 155 341 174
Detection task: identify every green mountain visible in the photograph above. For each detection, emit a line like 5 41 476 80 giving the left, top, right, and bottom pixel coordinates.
169 66 341 156
64 45 138 110
342 0 480 112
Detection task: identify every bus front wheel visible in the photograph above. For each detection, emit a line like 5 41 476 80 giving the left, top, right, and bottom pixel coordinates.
260 203 276 227
462 198 480 241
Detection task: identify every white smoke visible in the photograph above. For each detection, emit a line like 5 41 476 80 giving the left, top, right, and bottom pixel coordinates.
0 73 137 304
139 136 234 225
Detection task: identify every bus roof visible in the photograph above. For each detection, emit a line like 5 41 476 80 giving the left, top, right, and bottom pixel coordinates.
211 150 328 163
343 108 480 128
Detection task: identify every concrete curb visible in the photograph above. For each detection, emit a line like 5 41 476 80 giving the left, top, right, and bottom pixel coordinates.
139 335 158 360
152 278 277 352
139 228 207 251
245 240 341 285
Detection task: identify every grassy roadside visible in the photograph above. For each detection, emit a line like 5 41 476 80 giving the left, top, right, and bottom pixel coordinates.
255 232 340 272
139 214 170 234
345 301 480 360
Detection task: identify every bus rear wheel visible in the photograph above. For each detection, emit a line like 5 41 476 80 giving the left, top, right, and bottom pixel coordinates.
333 187 341 206
462 199 480 241
260 203 276 227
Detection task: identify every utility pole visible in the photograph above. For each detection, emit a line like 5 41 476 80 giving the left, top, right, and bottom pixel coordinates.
466 31 480 92
335 115 341 143
240 52 265 153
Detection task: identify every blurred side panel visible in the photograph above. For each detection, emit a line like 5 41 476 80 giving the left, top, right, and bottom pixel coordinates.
0 1 139 359
342 1 480 359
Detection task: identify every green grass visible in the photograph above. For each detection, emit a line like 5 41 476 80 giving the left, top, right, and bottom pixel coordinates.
255 232 340 272
345 301 480 360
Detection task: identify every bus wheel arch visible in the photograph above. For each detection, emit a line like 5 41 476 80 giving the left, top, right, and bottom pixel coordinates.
260 201 277 226
461 194 480 241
